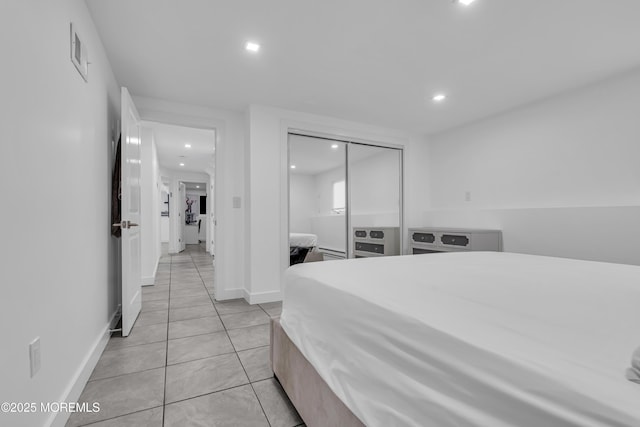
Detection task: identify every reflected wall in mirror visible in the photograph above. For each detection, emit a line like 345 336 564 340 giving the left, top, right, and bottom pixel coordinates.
289 135 347 264
348 143 402 258
288 133 403 265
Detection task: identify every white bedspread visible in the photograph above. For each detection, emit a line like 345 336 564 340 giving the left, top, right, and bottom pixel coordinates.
289 232 318 248
280 252 640 427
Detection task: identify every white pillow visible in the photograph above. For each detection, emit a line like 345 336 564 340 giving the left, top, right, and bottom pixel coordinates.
627 346 640 384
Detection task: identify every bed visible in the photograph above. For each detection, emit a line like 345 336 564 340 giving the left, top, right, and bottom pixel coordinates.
289 232 319 265
272 252 640 427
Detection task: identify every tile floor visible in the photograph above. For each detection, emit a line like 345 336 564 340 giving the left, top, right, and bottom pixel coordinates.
67 244 303 427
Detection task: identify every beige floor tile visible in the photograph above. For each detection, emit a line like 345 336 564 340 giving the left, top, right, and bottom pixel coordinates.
66 368 164 426
237 346 272 382
167 331 234 365
227 324 271 351
168 316 224 339
165 353 249 403
253 378 303 427
220 310 270 330
90 342 166 381
164 385 269 427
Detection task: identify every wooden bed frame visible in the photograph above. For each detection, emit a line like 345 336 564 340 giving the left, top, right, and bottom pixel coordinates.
270 316 364 427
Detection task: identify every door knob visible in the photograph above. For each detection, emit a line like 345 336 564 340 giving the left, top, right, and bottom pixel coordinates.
112 221 139 229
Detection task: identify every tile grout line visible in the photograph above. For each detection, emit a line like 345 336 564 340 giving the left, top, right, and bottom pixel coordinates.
179 247 274 423
161 252 174 427
163 382 254 407
78 247 293 427
162 250 202 422
162 246 288 426
196 246 274 427
79 259 174 426
78 405 165 426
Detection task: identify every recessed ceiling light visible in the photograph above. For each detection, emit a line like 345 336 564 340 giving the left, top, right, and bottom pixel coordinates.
179 163 185 167
456 0 476 5
290 165 296 169
245 42 260 52
185 144 191 148
432 93 447 102
331 144 339 149
196 185 200 188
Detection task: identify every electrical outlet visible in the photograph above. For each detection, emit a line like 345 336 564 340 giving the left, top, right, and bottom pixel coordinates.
465 191 471 202
29 337 41 378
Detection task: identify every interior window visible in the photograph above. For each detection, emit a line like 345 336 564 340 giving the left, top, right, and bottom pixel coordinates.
333 180 345 214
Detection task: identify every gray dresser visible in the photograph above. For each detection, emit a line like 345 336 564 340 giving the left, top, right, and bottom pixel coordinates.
353 227 400 258
409 227 502 254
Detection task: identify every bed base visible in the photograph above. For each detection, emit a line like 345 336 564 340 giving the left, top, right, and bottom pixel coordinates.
270 316 364 427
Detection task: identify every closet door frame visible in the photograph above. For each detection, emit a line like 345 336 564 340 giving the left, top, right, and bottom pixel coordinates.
287 130 404 260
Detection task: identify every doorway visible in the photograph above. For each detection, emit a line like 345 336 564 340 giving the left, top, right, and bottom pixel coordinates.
145 123 215 257
182 181 208 248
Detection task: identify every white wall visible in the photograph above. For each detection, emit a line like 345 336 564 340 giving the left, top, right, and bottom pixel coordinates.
426 68 640 265
314 165 345 215
207 174 215 254
0 1 120 426
160 217 170 243
350 149 401 222
308 164 348 252
246 105 430 303
140 127 161 285
289 174 316 233
160 185 170 243
290 149 402 253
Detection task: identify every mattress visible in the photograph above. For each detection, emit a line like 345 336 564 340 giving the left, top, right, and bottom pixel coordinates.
289 232 318 248
280 252 640 427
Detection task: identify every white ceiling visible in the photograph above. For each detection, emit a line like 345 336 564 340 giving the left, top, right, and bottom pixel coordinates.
147 122 215 173
289 134 391 175
289 135 347 175
87 0 640 135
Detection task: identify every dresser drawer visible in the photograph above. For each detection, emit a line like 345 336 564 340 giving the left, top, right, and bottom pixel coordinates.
411 231 436 245
440 233 470 248
354 229 368 238
355 242 385 254
408 228 502 254
369 230 385 239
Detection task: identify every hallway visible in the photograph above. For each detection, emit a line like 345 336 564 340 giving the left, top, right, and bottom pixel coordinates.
67 245 302 426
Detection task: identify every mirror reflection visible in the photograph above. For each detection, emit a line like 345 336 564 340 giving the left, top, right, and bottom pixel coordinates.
288 134 402 265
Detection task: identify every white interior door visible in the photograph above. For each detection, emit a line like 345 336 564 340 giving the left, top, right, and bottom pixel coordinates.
119 87 142 336
209 176 215 255
179 182 186 252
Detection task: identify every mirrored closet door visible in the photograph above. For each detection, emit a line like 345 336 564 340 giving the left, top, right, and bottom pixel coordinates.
348 143 402 259
288 134 347 264
288 133 402 265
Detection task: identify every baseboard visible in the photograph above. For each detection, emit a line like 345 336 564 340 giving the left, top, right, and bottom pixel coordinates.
214 287 245 302
245 289 282 304
48 308 120 427
142 257 160 286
